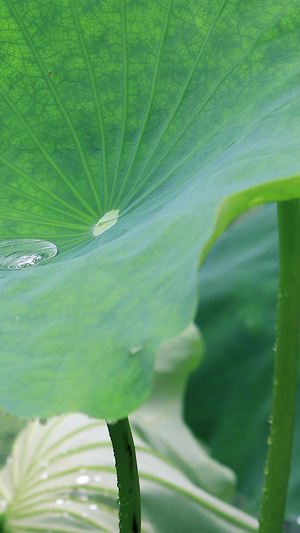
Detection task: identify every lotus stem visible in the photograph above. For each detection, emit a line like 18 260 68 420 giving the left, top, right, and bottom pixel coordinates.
107 417 141 533
259 199 300 533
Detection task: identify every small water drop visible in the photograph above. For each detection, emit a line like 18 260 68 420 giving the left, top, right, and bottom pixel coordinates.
106 419 119 425
0 500 7 508
41 472 49 480
89 504 98 511
6 457 13 464
56 499 64 506
267 436 272 445
93 210 119 237
0 239 57 271
129 345 144 355
297 516 300 525
76 474 90 485
94 475 102 483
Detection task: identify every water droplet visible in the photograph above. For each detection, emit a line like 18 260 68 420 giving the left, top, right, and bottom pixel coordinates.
6 457 13 464
106 418 119 426
0 500 7 508
93 209 119 237
263 466 268 475
76 474 90 485
0 239 57 271
94 475 102 483
56 499 64 506
267 436 272 445
81 512 88 518
297 516 300 525
89 504 98 511
41 472 49 480
129 345 144 355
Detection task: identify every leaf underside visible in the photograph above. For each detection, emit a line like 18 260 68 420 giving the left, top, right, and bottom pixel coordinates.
0 0 300 419
0 413 258 533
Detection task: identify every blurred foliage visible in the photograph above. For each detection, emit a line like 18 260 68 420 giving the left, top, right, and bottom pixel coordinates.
0 409 25 469
185 203 300 522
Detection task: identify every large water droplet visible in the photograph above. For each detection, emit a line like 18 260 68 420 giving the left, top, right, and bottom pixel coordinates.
76 474 90 485
0 239 57 270
56 499 64 506
93 209 119 237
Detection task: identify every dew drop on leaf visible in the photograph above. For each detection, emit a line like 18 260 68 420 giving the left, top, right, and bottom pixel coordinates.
89 504 98 511
76 474 90 485
129 345 144 355
94 475 102 482
93 209 119 237
56 499 64 506
0 239 57 270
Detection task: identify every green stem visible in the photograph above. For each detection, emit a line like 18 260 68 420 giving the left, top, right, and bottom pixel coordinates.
107 417 141 533
259 199 300 533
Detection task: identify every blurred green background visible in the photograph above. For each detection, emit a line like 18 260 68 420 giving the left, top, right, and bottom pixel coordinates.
185 203 300 524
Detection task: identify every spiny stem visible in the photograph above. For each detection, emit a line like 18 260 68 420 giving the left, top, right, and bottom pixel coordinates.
107 417 141 533
259 199 300 533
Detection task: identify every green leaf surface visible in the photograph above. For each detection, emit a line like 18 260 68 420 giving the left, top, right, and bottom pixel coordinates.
1 0 300 419
0 413 258 533
185 204 300 521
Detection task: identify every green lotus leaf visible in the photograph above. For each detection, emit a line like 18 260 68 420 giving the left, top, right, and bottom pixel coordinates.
1 0 300 418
